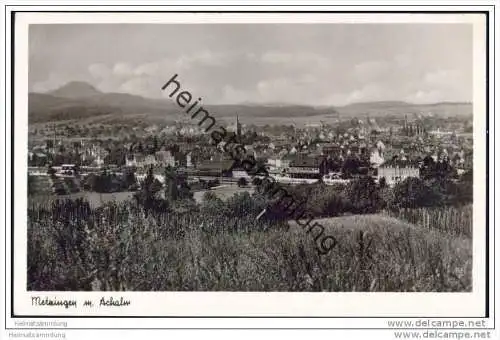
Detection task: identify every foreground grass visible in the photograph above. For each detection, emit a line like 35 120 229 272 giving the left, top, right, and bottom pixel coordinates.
28 205 471 292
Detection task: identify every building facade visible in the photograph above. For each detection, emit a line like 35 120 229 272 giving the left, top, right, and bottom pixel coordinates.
288 156 327 179
377 159 420 186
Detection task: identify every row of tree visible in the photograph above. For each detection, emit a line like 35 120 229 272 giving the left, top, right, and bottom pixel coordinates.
266 172 473 219
132 166 195 216
81 169 138 193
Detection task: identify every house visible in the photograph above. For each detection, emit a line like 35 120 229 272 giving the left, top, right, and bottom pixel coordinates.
349 144 360 155
232 167 252 179
155 150 176 167
125 154 138 167
173 151 188 168
28 152 48 166
267 154 294 174
321 144 342 157
196 160 235 177
369 148 385 168
377 158 420 186
93 154 105 167
186 152 194 168
288 155 327 179
126 153 156 168
143 155 157 168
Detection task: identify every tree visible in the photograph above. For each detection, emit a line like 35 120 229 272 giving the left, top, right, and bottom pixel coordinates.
377 176 387 189
420 156 436 180
153 136 159 154
309 185 348 217
47 166 56 178
343 176 382 214
95 171 114 193
70 162 79 173
420 156 455 180
164 166 178 201
82 173 96 191
392 177 440 209
461 169 473 182
122 167 137 190
136 142 144 153
342 156 361 178
151 178 163 194
28 175 35 196
456 169 473 204
177 180 193 200
237 177 248 187
202 191 219 202
207 179 220 189
53 181 67 195
134 166 163 214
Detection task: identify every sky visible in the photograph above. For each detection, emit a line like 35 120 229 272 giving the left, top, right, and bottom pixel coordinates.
29 24 473 106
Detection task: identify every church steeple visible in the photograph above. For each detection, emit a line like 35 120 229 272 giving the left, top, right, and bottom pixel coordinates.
236 114 241 138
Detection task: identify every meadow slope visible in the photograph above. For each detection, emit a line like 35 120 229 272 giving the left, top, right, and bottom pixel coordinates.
28 207 471 292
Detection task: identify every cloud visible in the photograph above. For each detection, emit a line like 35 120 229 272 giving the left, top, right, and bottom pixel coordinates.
32 73 69 93
175 50 229 70
354 60 390 82
95 79 119 93
320 83 391 106
33 48 468 105
424 69 463 86
221 85 250 104
254 75 324 104
88 63 111 79
113 62 134 77
246 52 258 62
261 51 293 63
134 61 161 77
29 24 473 105
404 90 444 104
261 51 330 69
394 54 411 68
119 76 158 97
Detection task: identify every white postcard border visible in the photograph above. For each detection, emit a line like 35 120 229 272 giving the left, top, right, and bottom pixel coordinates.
3 7 493 328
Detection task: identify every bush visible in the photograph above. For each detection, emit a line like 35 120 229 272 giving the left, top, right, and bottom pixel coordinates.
207 179 220 189
343 176 383 214
237 177 248 187
391 177 440 209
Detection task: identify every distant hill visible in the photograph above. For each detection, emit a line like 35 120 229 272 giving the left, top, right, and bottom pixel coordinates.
29 82 179 123
336 101 472 119
28 81 473 124
48 81 102 99
29 82 339 123
204 104 338 118
341 101 411 109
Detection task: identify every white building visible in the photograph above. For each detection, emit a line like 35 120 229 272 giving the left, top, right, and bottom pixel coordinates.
267 155 293 174
377 159 420 186
369 149 385 168
155 150 176 167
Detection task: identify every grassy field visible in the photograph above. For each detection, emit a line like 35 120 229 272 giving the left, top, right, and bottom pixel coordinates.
193 185 255 203
28 183 254 207
27 198 471 292
384 205 472 238
29 190 136 208
289 214 471 291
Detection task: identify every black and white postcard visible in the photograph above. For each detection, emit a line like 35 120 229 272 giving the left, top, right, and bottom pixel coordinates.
4 6 495 334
